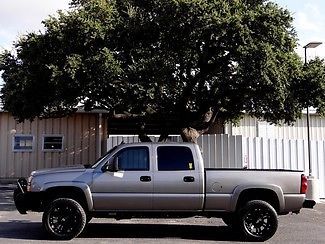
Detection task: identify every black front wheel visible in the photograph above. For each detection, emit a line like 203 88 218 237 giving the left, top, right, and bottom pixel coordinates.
239 200 278 241
42 198 86 240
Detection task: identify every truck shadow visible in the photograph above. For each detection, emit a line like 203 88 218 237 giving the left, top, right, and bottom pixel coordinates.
0 221 241 241
81 222 241 241
0 221 47 240
0 187 15 211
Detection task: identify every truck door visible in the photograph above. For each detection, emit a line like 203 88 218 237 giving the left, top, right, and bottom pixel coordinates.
152 145 204 210
91 145 153 210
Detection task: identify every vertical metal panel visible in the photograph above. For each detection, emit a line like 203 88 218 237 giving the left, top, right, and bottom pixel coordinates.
208 135 216 168
202 135 210 167
74 114 82 165
229 114 325 141
235 136 243 168
222 135 229 167
229 136 236 168
269 139 276 169
51 118 61 168
0 112 102 178
243 136 325 198
275 139 282 169
107 134 245 169
297 140 305 171
247 137 254 169
310 140 317 176
262 138 268 169
215 134 223 167
0 113 7 178
254 137 260 169
320 141 325 199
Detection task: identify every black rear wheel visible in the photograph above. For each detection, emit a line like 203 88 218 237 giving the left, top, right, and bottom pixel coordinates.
42 198 86 240
238 200 278 241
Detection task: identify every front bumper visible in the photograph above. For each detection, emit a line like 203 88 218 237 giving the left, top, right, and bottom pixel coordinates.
13 178 43 214
303 199 316 209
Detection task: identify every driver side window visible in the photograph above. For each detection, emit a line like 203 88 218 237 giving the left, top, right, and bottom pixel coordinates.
115 146 149 171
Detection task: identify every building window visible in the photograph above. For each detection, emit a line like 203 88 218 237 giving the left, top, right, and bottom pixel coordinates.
13 135 34 152
42 135 64 151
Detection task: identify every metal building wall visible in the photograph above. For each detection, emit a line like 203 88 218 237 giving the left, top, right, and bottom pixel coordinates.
0 112 104 178
227 114 325 140
107 134 244 168
242 137 325 198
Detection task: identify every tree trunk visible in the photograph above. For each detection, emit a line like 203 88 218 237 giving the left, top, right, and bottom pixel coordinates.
181 108 218 143
181 127 201 143
139 133 152 142
158 133 169 142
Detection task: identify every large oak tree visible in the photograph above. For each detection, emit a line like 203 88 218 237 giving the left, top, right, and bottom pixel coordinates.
1 0 325 142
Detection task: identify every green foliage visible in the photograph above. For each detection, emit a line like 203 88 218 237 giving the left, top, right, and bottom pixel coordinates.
294 58 325 116
1 0 323 128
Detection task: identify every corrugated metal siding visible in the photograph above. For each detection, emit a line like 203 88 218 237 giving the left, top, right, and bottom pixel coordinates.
227 114 325 140
0 112 103 178
107 134 244 168
242 137 325 198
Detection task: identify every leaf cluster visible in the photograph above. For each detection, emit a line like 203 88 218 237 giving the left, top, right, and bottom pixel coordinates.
1 0 323 127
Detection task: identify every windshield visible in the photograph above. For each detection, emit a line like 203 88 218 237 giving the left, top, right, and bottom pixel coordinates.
90 145 118 169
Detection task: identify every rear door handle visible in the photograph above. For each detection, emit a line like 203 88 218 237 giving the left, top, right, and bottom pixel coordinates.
183 176 195 182
140 176 151 182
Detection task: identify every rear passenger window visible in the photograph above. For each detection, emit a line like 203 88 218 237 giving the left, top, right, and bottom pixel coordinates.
157 146 194 171
116 147 149 171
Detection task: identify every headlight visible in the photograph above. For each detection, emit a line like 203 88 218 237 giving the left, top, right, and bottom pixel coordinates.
27 175 33 192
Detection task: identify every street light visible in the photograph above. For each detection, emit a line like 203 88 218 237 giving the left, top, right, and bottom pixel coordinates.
303 41 322 177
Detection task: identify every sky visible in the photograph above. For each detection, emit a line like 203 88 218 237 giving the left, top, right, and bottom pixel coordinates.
0 0 324 77
275 0 325 60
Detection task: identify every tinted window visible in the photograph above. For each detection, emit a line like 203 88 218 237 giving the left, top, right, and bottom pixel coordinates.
157 146 194 171
116 147 149 171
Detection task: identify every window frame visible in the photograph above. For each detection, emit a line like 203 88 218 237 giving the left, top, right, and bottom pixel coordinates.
156 146 195 171
42 134 64 152
12 134 35 152
114 146 150 171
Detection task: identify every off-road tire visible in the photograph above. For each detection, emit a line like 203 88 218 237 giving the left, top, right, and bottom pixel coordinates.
238 200 278 241
42 198 86 240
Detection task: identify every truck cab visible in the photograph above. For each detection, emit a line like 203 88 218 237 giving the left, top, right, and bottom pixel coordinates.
91 143 204 211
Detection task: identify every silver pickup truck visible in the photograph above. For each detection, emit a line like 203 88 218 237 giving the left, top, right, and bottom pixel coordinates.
14 142 315 241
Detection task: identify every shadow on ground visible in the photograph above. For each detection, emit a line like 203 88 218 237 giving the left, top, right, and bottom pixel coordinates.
0 221 46 240
0 187 15 211
0 221 241 241
81 222 241 241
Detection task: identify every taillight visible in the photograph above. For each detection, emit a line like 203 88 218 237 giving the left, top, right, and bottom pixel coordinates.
301 174 308 194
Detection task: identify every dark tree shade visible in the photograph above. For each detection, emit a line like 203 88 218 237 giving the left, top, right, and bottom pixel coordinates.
1 0 325 142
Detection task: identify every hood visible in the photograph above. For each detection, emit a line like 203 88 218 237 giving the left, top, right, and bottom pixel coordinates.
31 165 87 177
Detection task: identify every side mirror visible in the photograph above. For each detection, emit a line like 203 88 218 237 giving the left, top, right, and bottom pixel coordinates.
113 157 119 171
101 157 119 172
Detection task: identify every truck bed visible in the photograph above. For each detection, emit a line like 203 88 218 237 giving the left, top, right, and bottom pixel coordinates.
204 168 305 213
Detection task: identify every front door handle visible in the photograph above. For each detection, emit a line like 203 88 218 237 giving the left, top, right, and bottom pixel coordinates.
183 176 195 182
140 176 151 182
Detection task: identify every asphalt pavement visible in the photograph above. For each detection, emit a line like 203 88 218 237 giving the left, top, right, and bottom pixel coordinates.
0 183 15 212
